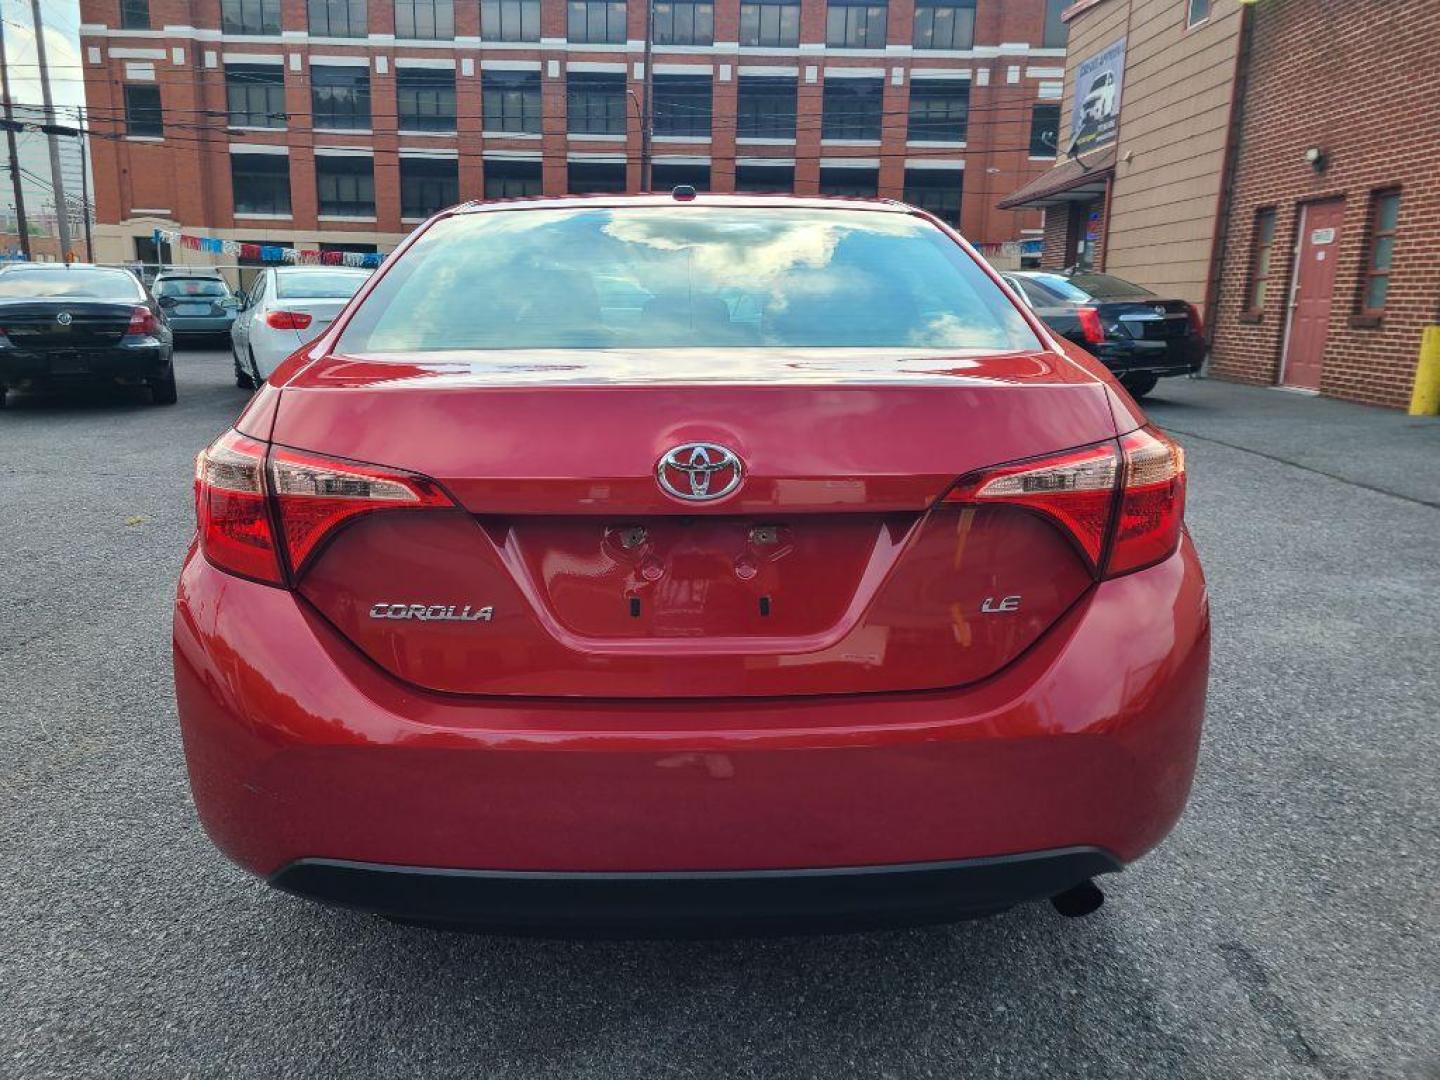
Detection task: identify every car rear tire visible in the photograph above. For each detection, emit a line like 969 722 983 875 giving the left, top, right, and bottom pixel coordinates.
248 348 264 389
233 343 255 389
1122 373 1159 399
151 367 178 405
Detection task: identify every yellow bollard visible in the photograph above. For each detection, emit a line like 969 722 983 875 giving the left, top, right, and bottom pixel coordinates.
1410 325 1440 416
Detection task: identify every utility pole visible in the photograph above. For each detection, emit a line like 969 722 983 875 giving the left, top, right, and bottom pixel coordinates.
77 109 92 261
640 0 654 191
30 0 71 259
0 12 30 259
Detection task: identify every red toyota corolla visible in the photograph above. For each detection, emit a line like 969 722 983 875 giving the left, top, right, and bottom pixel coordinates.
174 194 1208 933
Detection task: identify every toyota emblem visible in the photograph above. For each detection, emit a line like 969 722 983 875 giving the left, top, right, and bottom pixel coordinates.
656 443 743 502
56 311 72 326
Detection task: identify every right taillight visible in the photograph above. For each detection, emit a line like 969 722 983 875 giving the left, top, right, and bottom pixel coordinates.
193 430 455 587
944 425 1186 579
1108 427 1186 577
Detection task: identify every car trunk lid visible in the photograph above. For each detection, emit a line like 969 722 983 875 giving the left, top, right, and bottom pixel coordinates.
275 348 1120 698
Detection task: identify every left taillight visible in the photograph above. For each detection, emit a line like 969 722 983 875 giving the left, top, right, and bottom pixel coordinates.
127 306 158 337
943 426 1186 578
193 430 455 586
1076 306 1105 345
267 446 453 574
194 431 283 585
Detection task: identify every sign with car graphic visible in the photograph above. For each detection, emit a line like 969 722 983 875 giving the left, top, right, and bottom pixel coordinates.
1071 38 1126 153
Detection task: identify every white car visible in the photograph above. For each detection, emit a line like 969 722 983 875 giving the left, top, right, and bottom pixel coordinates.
229 266 372 388
1081 71 1117 123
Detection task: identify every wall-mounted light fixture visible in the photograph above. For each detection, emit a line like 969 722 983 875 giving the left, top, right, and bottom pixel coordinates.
1304 146 1327 173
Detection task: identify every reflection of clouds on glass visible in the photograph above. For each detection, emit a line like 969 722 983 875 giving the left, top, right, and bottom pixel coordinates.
346 205 1039 353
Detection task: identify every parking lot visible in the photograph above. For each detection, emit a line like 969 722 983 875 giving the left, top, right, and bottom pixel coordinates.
2 345 1437 1079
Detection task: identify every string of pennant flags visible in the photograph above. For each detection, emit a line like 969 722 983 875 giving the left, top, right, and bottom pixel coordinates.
151 229 387 269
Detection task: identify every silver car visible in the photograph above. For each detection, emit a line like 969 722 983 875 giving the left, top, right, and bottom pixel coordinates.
153 271 236 339
229 266 372 388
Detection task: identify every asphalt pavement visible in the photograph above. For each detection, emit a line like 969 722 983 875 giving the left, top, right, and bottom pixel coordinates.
2 352 1436 1079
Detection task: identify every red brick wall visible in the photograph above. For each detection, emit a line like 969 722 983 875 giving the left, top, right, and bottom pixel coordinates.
1210 0 1440 408
82 0 1059 248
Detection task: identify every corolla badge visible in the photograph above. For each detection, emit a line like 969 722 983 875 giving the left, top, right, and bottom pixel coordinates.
656 443 743 502
56 311 72 326
369 603 493 622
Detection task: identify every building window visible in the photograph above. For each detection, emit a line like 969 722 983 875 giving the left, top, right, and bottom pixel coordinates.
568 0 627 43
400 157 459 218
819 166 878 197
912 0 973 51
737 76 796 139
221 0 282 35
1244 208 1276 314
1043 0 1068 47
823 79 884 141
567 73 627 136
903 168 962 226
652 162 710 191
1029 103 1060 157
653 75 712 138
483 70 542 133
484 159 543 199
1186 0 1210 28
123 84 163 138
226 65 286 129
739 0 800 47
1360 190 1401 316
231 153 291 215
398 67 457 131
735 164 794 193
481 0 540 41
316 155 376 217
568 161 627 194
827 0 889 49
311 65 371 130
908 79 968 142
121 0 151 30
308 0 366 35
654 1 713 44
395 0 454 39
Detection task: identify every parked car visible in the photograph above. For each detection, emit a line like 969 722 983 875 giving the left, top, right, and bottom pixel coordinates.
177 195 1208 934
152 269 237 341
0 263 175 406
1002 269 1205 398
228 266 372 388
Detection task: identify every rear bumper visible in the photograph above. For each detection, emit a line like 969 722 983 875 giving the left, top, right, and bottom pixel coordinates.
1095 337 1205 376
271 847 1121 934
174 537 1209 923
0 343 171 384
169 316 234 334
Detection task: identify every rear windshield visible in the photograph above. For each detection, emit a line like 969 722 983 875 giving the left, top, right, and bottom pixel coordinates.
155 278 229 297
1063 272 1155 299
337 207 1040 353
0 267 144 300
276 272 369 300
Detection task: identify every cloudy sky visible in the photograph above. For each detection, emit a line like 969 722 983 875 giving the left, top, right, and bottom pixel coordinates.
2 0 86 231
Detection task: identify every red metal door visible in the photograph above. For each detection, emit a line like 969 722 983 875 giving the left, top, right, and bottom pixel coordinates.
1282 199 1345 391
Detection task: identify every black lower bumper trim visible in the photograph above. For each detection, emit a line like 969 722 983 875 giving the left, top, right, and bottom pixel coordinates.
269 847 1123 936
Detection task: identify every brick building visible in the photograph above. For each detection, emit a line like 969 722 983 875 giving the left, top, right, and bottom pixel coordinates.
78 0 1071 269
997 0 1245 315
1208 0 1440 408
1000 0 1440 410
